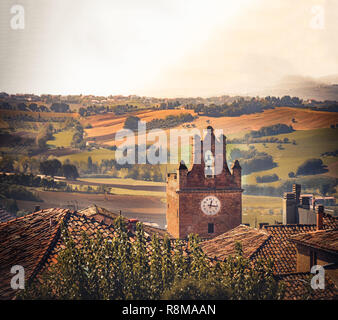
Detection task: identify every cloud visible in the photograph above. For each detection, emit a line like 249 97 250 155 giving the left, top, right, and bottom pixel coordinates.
0 0 337 96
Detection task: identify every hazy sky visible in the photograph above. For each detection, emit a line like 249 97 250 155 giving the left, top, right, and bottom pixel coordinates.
0 0 337 97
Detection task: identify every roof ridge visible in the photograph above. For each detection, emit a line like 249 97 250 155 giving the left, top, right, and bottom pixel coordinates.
248 234 272 259
264 224 316 228
27 209 72 285
72 210 116 230
0 208 63 227
290 227 338 237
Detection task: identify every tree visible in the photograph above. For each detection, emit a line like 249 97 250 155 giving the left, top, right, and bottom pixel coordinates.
28 103 39 112
296 159 328 176
62 164 79 180
87 156 93 172
0 157 14 172
288 171 296 178
123 116 140 131
50 103 70 113
39 159 62 177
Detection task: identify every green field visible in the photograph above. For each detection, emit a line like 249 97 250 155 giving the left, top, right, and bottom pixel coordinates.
47 129 75 148
229 128 338 186
57 148 116 163
242 195 283 227
108 187 164 197
79 177 165 187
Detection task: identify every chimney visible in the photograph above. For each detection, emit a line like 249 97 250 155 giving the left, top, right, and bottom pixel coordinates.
283 192 298 224
316 205 324 230
292 184 301 206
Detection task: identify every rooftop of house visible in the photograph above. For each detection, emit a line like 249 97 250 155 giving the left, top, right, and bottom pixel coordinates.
0 208 70 300
200 225 270 260
78 204 121 225
78 205 172 239
202 213 338 275
0 206 174 300
276 272 338 300
289 228 338 255
1 206 337 300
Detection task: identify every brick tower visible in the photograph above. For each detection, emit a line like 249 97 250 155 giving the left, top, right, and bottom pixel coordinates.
166 127 243 239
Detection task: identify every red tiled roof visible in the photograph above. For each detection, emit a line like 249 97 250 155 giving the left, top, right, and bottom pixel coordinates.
202 213 338 276
276 272 338 300
41 211 125 274
143 224 173 240
0 208 70 300
323 214 338 230
201 225 270 260
1 205 337 300
252 224 317 274
0 206 173 300
253 214 337 275
78 205 172 239
289 228 338 254
78 205 121 226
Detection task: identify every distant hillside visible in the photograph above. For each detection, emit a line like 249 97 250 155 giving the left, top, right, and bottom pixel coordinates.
254 75 338 101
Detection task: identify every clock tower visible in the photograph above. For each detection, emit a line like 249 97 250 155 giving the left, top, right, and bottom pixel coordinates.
166 126 243 239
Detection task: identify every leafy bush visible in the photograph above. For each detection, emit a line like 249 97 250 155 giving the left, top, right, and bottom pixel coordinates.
162 278 232 300
20 218 284 300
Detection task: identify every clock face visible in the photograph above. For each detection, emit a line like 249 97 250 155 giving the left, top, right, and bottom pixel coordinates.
201 196 221 216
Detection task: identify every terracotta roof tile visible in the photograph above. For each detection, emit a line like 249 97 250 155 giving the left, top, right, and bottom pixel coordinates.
1 205 337 300
0 208 70 300
252 224 317 274
289 228 338 254
322 214 338 230
201 225 270 260
276 272 338 300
